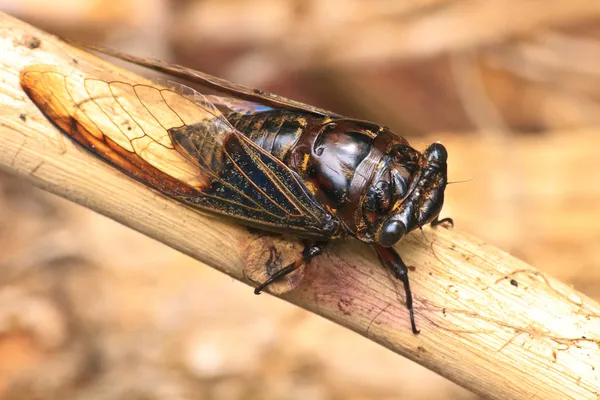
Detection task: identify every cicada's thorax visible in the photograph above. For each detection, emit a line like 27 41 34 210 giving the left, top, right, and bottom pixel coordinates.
227 110 410 243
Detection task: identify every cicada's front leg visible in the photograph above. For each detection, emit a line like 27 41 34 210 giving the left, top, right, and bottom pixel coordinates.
430 216 454 228
254 241 328 294
374 244 419 334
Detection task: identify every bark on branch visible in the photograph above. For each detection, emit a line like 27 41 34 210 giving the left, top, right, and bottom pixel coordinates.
0 12 598 400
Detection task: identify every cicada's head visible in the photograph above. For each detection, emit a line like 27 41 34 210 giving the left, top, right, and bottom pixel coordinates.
361 140 448 247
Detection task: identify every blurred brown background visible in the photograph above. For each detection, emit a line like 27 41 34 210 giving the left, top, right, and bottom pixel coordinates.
1 0 600 399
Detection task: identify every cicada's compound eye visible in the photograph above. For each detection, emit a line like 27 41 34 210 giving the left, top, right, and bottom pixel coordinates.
425 142 448 167
378 219 407 247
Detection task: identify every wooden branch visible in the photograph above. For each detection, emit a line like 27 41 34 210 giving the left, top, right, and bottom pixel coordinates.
1 13 599 399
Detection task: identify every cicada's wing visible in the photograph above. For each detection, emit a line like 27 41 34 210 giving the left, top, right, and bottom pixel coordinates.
20 65 339 239
75 43 344 119
203 94 274 116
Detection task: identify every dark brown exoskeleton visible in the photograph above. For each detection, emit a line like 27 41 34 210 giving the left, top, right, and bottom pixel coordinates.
226 111 450 334
20 45 451 334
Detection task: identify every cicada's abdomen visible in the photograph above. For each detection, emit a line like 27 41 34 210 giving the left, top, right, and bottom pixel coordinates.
226 110 316 162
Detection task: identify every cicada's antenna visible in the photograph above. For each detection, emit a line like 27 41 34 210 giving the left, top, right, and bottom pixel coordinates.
418 226 444 265
446 177 474 185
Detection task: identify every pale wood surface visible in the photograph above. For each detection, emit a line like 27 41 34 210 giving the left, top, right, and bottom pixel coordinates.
0 12 599 399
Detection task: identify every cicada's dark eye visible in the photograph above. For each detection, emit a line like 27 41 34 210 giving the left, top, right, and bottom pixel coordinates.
379 220 406 247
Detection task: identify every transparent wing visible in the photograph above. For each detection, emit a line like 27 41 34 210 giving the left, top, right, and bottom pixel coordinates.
20 65 338 238
75 43 344 118
204 94 274 115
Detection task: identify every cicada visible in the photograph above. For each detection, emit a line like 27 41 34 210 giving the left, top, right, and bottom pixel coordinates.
20 46 450 334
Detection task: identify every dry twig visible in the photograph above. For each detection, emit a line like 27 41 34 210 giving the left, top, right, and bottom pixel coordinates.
0 13 599 400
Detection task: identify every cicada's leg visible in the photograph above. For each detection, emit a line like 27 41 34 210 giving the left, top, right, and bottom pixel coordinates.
374 245 420 334
254 241 328 295
430 216 454 228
